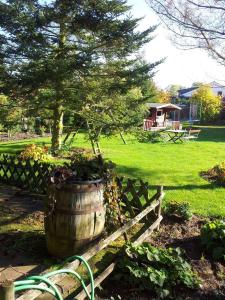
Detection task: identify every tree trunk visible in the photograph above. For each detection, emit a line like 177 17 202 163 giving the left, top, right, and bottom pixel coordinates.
119 131 126 144
51 104 64 154
50 20 66 155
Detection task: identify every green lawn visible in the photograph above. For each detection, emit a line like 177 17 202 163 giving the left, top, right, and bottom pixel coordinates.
0 126 225 217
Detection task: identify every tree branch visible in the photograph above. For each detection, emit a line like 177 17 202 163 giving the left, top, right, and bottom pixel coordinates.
187 0 225 11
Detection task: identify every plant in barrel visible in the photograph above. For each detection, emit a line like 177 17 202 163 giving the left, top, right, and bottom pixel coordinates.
45 155 115 257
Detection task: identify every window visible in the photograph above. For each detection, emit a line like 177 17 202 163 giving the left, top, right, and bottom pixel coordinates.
157 110 162 116
218 91 222 96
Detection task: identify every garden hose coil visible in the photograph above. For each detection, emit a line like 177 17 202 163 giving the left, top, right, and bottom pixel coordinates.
14 255 95 300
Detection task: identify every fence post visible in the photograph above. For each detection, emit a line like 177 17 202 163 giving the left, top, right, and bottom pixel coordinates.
0 280 15 300
157 185 163 230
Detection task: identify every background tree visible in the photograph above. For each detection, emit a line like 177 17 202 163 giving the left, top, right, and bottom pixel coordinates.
167 84 182 98
156 89 171 103
0 95 23 133
145 82 171 103
0 0 158 153
190 85 221 123
141 80 158 100
66 59 159 153
148 0 225 66
192 82 204 88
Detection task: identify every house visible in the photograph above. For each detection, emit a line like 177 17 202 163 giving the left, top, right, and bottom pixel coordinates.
177 82 225 121
143 103 181 130
178 82 225 99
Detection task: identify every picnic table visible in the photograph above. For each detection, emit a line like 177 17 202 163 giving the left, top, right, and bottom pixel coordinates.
165 129 187 143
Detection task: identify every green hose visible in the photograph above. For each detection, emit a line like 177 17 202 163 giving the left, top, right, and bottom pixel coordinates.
44 268 91 299
14 255 95 300
15 276 63 300
64 255 95 300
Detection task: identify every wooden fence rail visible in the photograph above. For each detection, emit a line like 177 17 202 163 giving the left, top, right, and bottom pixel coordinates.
16 186 164 300
0 280 14 300
0 154 165 299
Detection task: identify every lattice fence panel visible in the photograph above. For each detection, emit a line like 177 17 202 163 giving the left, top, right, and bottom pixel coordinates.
0 155 159 211
116 177 158 217
0 154 55 194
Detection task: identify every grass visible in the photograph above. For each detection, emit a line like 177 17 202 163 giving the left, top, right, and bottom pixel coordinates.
0 126 225 217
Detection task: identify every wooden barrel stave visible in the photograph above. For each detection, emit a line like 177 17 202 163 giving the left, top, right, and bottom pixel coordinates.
45 182 105 257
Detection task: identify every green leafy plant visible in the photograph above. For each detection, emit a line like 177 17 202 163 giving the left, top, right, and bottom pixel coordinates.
200 220 225 260
51 154 116 183
19 144 50 161
116 243 200 299
200 162 225 187
69 154 116 182
134 128 163 143
163 201 192 221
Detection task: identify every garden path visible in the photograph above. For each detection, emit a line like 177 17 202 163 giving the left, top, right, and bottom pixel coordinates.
0 184 46 282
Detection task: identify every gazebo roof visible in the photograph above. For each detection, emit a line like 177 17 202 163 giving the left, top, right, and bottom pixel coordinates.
146 103 181 110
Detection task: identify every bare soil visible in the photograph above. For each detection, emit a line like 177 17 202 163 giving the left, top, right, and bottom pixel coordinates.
97 216 225 300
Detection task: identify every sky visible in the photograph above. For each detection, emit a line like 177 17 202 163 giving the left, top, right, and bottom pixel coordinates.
128 0 225 89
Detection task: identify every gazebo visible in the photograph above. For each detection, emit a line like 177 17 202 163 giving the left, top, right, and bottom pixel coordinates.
143 103 182 130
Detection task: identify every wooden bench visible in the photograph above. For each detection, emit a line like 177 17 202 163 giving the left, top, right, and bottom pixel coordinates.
183 129 201 141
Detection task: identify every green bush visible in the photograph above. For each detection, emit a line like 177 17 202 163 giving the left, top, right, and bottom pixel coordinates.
200 220 225 260
164 201 192 221
200 162 225 187
116 243 200 299
19 144 50 161
134 128 163 143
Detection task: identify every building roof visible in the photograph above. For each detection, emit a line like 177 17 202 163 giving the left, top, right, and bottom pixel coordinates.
146 103 181 110
210 81 225 88
178 87 198 97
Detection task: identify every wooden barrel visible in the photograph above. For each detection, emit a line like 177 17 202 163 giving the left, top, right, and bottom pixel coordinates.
45 180 105 258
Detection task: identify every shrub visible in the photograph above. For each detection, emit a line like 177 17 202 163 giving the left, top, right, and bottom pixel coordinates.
164 201 192 221
200 162 225 187
200 220 225 260
116 243 200 299
19 144 49 161
134 128 163 143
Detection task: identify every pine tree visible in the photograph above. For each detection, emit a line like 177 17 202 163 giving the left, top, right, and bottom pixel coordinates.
0 0 159 153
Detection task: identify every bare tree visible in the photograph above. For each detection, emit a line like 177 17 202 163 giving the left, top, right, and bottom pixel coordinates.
147 0 225 65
